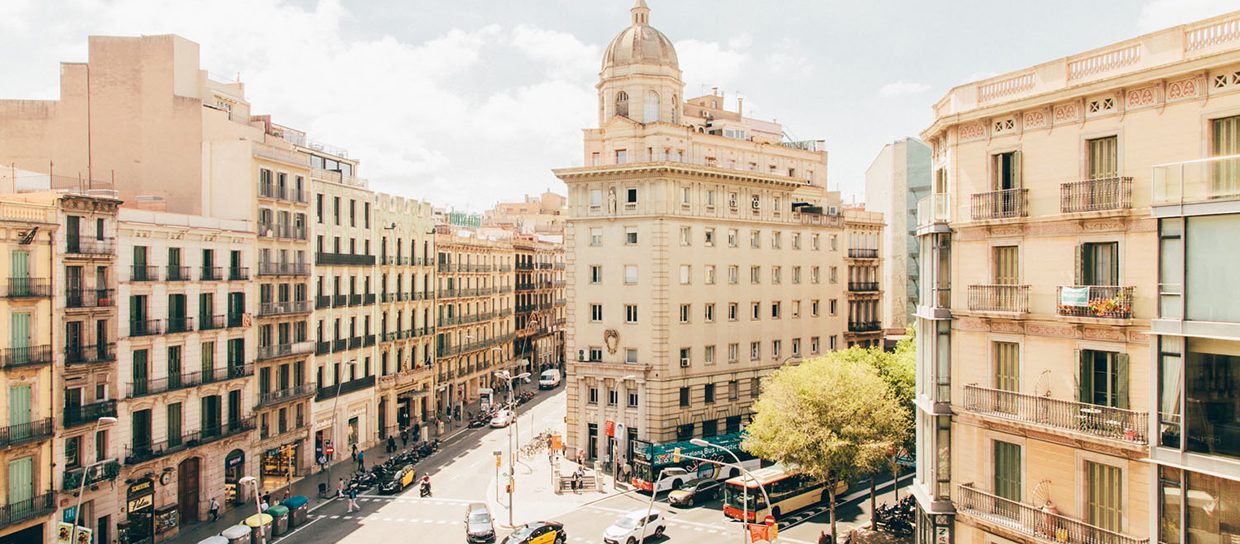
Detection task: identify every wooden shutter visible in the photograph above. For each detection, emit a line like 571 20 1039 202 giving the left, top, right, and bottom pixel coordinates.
1212 116 1240 195
1115 353 1130 409
1086 461 1123 532
1079 349 1093 404
1074 244 1083 286
7 457 33 510
1012 151 1023 189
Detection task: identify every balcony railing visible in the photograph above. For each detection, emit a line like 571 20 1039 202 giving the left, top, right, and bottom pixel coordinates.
917 193 951 227
349 294 362 306
333 294 347 307
6 278 50 298
165 265 191 281
1056 286 1134 319
125 417 256 465
165 316 194 334
316 341 330 355
848 321 882 333
127 365 251 398
967 285 1030 313
259 300 312 317
0 418 53 448
316 375 377 401
228 267 250 281
257 341 315 361
0 492 54 530
65 343 115 366
971 188 1028 220
848 282 879 292
64 400 118 428
1153 154 1240 206
258 223 307 240
315 252 375 266
0 345 52 368
1061 177 1132 213
130 265 158 282
848 248 878 259
963 384 1148 444
258 262 310 276
128 318 161 337
66 288 115 309
62 459 121 491
256 383 317 408
956 483 1148 544
199 314 227 331
227 314 245 328
66 237 116 256
201 266 223 281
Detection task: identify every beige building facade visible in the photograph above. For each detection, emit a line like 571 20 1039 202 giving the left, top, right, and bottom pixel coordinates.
555 1 857 465
513 236 566 375
484 192 567 236
913 11 1240 544
845 209 885 348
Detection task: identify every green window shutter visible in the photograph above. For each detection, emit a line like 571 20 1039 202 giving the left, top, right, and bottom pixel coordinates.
9 385 30 440
1074 244 1083 286
1115 353 1130 410
8 457 33 511
1078 349 1093 403
1012 151 1022 189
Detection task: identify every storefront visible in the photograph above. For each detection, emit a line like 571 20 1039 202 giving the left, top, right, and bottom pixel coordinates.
118 478 154 544
223 449 246 508
260 443 300 493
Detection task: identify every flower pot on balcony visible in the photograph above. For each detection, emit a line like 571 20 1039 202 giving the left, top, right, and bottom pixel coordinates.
1124 427 1136 441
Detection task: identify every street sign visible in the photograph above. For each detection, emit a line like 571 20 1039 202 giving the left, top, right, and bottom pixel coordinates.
324 444 335 456
605 420 615 437
764 515 776 526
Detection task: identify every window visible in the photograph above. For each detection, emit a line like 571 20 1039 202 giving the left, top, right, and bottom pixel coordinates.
704 304 715 322
829 266 838 284
829 299 837 316
681 186 691 205
626 187 638 204
589 227 602 246
588 388 598 405
995 342 1020 396
705 265 716 285
680 304 691 323
1086 461 1123 532
811 337 820 354
772 340 782 358
792 233 801 250
829 335 838 351
750 342 761 361
680 226 692 246
1087 136 1119 180
706 190 716 208
590 265 602 284
728 381 739 400
625 227 638 245
812 234 820 250
1079 349 1129 408
727 229 738 247
728 266 739 285
830 234 838 251
626 348 638 364
1077 242 1119 286
752 377 761 398
772 231 782 249
792 266 801 284
590 190 603 208
751 302 760 320
624 265 638 284
705 345 716 364
680 265 691 285
792 300 801 318
704 228 715 247
677 424 694 440
771 302 781 319
728 343 739 363
750 230 761 249
811 266 820 284
590 304 603 322
704 383 716 404
608 389 619 406
993 440 1022 503
750 266 761 284
65 436 82 469
812 300 820 317
616 149 627 163
993 151 1022 191
628 391 639 407
679 387 690 407
772 266 782 284
680 348 691 367
625 305 638 323
728 303 738 321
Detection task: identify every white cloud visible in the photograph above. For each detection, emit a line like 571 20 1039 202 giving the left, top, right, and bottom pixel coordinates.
765 38 813 79
674 38 751 96
878 81 931 97
1138 0 1238 32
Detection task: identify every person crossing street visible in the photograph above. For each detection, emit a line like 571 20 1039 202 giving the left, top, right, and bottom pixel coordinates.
347 485 360 513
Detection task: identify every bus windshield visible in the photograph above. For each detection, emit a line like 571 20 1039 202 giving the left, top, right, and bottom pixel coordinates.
723 486 766 510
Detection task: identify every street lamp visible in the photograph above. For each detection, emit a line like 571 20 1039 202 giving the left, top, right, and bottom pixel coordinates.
679 446 772 541
493 370 529 528
239 475 264 544
71 416 117 544
638 466 687 543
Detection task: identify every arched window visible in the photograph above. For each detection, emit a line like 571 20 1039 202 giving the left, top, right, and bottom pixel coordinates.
645 90 660 123
616 91 629 118
672 94 679 124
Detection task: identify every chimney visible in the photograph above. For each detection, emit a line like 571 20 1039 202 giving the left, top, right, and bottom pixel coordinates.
737 97 744 117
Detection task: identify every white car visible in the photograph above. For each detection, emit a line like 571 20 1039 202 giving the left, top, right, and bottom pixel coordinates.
489 410 514 428
538 369 562 389
603 509 666 544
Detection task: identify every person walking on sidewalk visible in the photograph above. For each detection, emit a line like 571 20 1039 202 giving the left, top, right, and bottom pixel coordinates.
347 486 360 513
387 436 396 453
337 478 345 498
356 449 366 472
351 444 358 463
209 497 220 521
401 429 409 448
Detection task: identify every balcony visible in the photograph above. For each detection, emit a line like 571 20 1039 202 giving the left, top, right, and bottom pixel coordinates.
315 252 375 266
364 293 376 305
333 294 347 307
65 343 115 366
258 261 310 276
316 375 377 401
364 334 376 347
0 492 54 530
258 223 307 241
848 248 878 259
130 265 158 282
163 316 193 334
227 314 245 328
316 295 330 309
1153 154 1240 206
259 300 312 317
199 314 227 331
256 383 317 408
66 288 115 309
848 281 879 292
127 365 251 398
6 278 50 298
0 345 52 368
970 188 1028 220
956 483 1148 544
228 267 250 281
1060 177 1132 213
348 336 362 349
316 341 330 355
64 400 118 428
967 285 1030 313
0 418 52 448
200 266 223 281
1056 286 1134 320
125 417 256 465
62 459 121 492
66 237 116 257
917 193 951 227
848 321 882 333
166 265 191 281
257 341 315 361
962 384 1148 444
332 339 346 352
349 294 362 306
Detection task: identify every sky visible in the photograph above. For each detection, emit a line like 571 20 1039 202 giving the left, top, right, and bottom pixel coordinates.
0 0 1236 210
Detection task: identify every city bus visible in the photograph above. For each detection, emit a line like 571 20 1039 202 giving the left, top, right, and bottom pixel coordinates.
630 432 762 493
722 466 827 521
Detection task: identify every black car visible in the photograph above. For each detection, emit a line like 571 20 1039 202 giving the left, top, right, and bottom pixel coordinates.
379 465 416 495
667 477 722 507
499 520 566 544
465 502 496 543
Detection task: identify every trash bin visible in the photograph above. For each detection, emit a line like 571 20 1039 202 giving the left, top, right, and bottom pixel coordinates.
197 536 230 544
282 495 309 527
243 513 273 544
220 524 250 544
265 505 289 537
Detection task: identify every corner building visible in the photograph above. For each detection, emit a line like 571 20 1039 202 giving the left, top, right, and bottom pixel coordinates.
913 11 1240 544
555 1 854 464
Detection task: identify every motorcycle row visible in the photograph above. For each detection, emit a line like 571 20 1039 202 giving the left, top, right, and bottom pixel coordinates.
872 495 916 536
467 391 535 428
335 439 443 498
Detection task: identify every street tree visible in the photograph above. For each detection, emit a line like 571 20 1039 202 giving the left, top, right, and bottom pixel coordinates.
743 355 908 541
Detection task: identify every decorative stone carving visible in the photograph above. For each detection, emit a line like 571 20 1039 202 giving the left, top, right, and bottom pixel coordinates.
1126 86 1158 110
989 225 1026 237
1084 327 1126 342
1025 323 1080 339
955 317 989 332
604 329 619 354
1128 330 1150 345
958 122 986 142
1082 220 1127 232
1167 76 1203 101
1023 109 1050 130
1053 102 1081 123
990 320 1024 334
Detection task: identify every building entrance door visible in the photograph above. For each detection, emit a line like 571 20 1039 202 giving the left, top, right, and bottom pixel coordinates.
177 458 200 523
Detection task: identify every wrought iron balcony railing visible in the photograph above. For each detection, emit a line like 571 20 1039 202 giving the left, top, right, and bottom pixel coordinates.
66 288 115 308
65 343 115 366
848 248 878 259
0 418 53 448
956 483 1148 544
64 400 117 428
971 188 1028 220
963 384 1148 444
62 459 120 491
848 281 879 292
848 321 882 333
0 492 54 530
0 345 52 368
228 267 250 281
166 265 191 281
257 341 315 361
316 375 376 401
256 383 317 408
1056 286 1134 319
130 265 159 282
967 285 1030 313
1061 177 1132 213
66 237 116 256
6 278 50 298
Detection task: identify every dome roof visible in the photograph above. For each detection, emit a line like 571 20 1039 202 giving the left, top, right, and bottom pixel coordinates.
602 1 678 70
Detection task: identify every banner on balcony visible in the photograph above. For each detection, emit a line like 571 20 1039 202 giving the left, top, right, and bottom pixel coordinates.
1060 286 1090 307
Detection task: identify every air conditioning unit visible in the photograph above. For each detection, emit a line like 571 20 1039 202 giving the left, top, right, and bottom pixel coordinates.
577 349 585 362
679 358 690 368
828 206 840 216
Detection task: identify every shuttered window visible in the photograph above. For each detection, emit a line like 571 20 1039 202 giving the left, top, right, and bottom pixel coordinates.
1079 350 1130 409
1088 136 1119 179
993 151 1022 190
1086 461 1123 532
7 457 33 517
994 342 1020 392
993 440 1022 517
1077 242 1119 286
1211 115 1240 196
993 246 1020 285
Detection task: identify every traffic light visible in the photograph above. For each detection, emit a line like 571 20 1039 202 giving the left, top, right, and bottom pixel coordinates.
673 448 681 462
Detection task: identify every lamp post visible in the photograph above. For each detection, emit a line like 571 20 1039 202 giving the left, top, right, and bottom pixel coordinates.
676 449 772 542
692 438 754 544
638 466 686 543
71 416 117 544
493 369 529 528
239 475 263 544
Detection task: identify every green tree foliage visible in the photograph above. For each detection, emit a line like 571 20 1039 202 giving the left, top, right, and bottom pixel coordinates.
743 354 908 538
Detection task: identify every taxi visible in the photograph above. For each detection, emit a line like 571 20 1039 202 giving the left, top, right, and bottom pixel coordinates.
499 521 566 544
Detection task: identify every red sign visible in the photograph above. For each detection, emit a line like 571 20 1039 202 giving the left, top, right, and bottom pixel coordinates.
605 421 615 437
765 515 776 526
324 444 335 456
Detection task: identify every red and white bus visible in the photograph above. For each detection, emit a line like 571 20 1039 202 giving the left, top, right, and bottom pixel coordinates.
722 466 826 521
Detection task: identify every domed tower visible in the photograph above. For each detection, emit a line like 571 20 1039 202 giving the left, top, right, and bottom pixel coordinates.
598 0 684 126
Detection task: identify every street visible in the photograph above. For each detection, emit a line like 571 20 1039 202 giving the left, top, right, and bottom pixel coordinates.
266 387 909 544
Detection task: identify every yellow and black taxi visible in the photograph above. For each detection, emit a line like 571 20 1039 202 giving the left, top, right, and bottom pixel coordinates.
499 520 566 544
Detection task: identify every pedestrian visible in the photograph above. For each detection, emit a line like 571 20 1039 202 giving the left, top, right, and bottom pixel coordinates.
351 444 359 463
413 422 421 441
259 497 269 511
547 449 554 465
337 478 345 498
401 429 409 448
261 493 271 508
357 449 366 472
347 485 360 513
572 468 583 494
387 436 396 453
209 497 220 521
283 490 290 502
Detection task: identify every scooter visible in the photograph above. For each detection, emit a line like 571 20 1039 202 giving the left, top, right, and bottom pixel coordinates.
419 482 432 497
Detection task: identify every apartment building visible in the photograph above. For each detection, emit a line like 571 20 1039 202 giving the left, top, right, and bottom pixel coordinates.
375 195 436 440
114 208 257 539
913 11 1240 544
310 153 380 464
434 228 515 417
555 1 855 462
866 138 932 333
484 191 567 235
845 209 886 348
512 236 566 375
